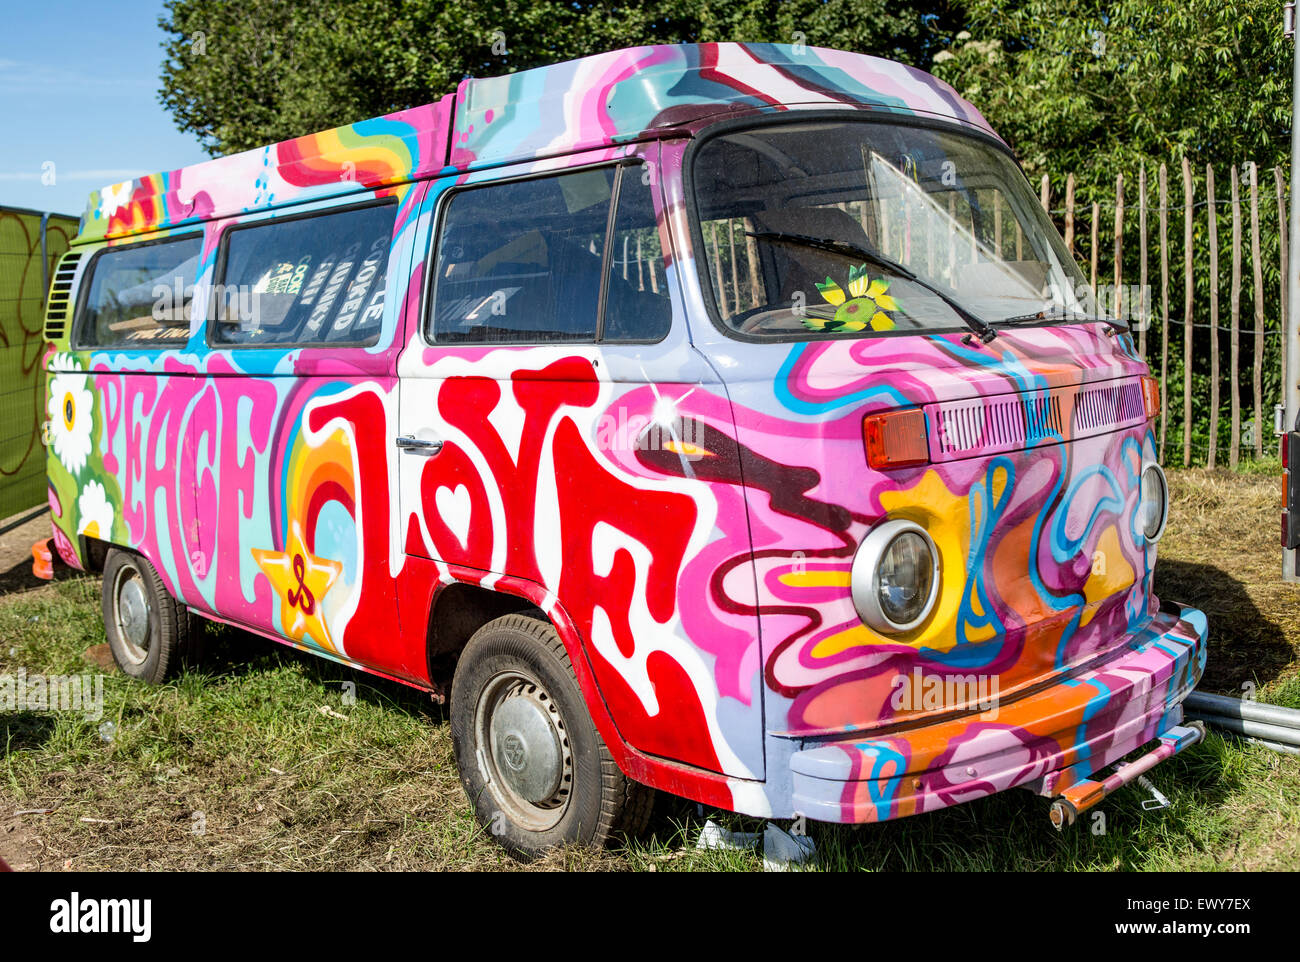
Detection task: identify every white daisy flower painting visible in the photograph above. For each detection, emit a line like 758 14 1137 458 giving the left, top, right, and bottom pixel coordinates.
76 480 115 539
47 358 94 477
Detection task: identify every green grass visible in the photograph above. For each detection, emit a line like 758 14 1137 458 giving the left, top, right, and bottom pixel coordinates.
1 467 1298 871
1229 454 1283 477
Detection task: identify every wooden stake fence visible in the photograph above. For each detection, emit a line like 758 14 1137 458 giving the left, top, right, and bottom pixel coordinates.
1042 158 1288 466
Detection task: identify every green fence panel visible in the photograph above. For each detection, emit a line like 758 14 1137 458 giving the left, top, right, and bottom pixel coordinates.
0 207 77 520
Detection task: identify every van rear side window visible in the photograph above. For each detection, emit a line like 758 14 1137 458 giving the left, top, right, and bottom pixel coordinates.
76 235 202 347
432 169 611 343
212 201 398 347
604 167 671 342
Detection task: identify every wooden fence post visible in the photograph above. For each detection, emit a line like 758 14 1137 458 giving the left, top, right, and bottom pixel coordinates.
994 193 1002 257
1139 166 1148 358
1231 164 1243 469
1251 161 1264 459
1091 202 1100 297
948 193 957 277
1160 163 1170 464
1065 173 1076 257
744 218 761 308
710 223 725 316
1183 156 1194 468
1114 173 1125 321
1041 174 1050 212
1207 164 1220 468
728 219 740 315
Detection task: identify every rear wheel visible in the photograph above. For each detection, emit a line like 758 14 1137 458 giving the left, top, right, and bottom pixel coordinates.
101 548 195 684
450 613 652 858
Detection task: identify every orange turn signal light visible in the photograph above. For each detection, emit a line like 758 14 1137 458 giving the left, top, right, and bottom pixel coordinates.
1141 375 1161 420
863 408 930 470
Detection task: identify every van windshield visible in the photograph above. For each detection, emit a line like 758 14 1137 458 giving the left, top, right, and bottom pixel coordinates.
691 119 1094 339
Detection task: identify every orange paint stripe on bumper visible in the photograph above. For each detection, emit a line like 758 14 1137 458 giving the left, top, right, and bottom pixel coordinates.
788 604 1207 823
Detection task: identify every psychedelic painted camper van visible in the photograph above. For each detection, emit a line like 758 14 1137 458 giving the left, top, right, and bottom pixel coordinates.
44 42 1206 855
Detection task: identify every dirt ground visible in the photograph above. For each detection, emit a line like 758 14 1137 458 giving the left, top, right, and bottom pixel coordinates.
0 508 52 595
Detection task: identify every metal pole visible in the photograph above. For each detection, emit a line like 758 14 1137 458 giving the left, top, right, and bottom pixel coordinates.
1184 689 1300 728
1185 712 1300 748
1285 0 1300 581
39 212 50 307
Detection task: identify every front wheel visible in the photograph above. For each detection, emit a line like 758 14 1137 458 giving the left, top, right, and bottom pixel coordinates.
450 613 652 858
101 548 195 684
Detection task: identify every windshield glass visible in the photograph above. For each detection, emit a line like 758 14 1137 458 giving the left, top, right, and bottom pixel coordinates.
691 119 1094 339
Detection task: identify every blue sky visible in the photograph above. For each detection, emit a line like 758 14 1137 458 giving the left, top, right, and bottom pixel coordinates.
0 0 209 218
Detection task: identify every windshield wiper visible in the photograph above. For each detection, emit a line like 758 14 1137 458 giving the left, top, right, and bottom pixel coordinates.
745 230 998 343
997 306 1128 333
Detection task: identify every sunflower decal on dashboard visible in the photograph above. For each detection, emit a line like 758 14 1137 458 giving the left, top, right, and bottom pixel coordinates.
808 264 899 333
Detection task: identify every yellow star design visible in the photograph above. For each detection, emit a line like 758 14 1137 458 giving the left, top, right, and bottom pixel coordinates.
251 520 343 651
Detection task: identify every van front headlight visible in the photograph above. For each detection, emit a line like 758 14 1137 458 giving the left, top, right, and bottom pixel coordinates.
1139 461 1169 542
851 520 941 633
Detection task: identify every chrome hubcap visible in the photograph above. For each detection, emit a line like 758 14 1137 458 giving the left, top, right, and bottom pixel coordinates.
491 692 563 803
477 673 572 831
113 566 152 664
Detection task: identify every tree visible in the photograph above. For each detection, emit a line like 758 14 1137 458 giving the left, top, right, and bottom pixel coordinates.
928 1 1291 186
157 0 962 156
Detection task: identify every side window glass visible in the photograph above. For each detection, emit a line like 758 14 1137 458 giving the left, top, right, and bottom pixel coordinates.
212 202 397 346
432 168 613 343
603 168 671 342
76 236 202 346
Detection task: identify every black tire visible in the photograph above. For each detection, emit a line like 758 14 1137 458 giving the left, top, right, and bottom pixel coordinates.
450 612 653 858
101 548 196 684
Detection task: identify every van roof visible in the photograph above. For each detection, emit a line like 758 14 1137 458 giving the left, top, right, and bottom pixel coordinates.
77 42 995 244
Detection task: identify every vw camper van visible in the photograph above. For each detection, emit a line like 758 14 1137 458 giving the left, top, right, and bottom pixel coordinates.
43 43 1207 855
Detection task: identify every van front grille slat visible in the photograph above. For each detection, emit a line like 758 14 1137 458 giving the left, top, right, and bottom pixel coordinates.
43 251 83 341
1072 380 1145 434
926 376 1147 462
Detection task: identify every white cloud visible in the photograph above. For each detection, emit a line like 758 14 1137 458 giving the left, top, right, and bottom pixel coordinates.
0 169 145 182
0 60 143 91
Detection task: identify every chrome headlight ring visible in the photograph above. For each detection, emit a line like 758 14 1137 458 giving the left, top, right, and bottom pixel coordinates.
1139 460 1170 543
851 519 941 633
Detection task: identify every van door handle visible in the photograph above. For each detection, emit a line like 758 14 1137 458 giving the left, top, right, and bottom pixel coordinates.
395 435 444 455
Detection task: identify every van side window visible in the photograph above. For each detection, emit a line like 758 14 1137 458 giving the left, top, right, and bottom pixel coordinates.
212 201 397 347
430 164 672 344
432 169 612 343
76 235 202 347
603 169 671 342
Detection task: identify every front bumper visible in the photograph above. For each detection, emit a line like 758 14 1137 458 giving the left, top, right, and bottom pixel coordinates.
787 603 1208 823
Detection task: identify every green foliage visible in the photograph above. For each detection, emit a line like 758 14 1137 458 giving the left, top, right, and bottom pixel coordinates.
930 2 1293 466
930 1 1292 187
157 0 962 155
